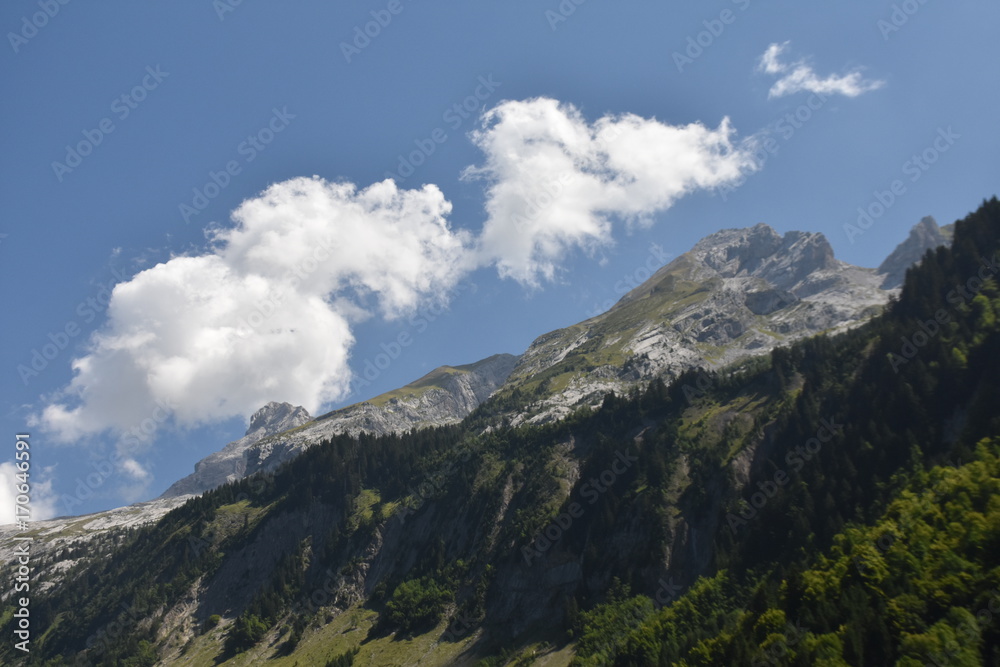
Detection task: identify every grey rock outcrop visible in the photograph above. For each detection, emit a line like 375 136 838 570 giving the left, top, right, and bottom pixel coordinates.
242 353 519 479
501 223 891 424
160 402 312 498
160 354 519 498
877 216 951 288
11 215 948 610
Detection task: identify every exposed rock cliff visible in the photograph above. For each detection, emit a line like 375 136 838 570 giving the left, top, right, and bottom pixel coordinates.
499 223 890 424
161 402 312 498
161 353 519 498
877 215 952 288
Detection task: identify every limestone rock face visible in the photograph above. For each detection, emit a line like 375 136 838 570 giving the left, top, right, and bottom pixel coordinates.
1 356 519 588
160 354 519 499
160 402 312 498
10 215 950 609
877 216 951 288
247 402 312 438
151 216 957 497
499 223 894 424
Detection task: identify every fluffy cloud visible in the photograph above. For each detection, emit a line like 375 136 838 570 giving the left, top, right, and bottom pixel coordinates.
759 42 884 99
0 462 58 525
37 177 471 446
39 102 761 453
465 98 758 285
34 98 766 491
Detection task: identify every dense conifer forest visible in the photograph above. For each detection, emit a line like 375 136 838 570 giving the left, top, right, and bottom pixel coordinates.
5 197 999 665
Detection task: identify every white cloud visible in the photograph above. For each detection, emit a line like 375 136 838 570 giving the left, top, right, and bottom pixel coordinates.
759 42 884 99
36 177 471 446
0 463 58 525
34 99 768 502
465 97 758 285
121 457 151 482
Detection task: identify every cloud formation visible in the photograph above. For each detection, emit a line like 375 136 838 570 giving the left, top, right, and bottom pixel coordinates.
33 98 765 489
0 461 58 525
465 98 758 285
37 177 471 450
759 42 884 99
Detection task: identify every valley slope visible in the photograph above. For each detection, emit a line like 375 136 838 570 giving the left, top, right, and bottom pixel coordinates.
0 210 970 667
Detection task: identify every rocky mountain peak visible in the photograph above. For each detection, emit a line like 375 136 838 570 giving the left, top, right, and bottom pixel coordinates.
159 355 517 499
690 222 782 261
688 223 836 290
502 220 891 425
239 353 520 480
915 214 940 233
247 401 311 438
158 402 311 499
877 216 949 289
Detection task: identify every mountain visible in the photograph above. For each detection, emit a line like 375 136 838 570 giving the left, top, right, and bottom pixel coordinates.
167 222 899 500
161 353 519 498
8 199 997 666
498 223 891 424
876 215 954 288
152 218 951 500
0 218 938 591
0 354 517 591
166 218 941 495
161 402 312 498
0 210 976 664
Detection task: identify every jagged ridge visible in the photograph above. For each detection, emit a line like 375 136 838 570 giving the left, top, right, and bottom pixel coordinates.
161 353 519 498
497 222 894 425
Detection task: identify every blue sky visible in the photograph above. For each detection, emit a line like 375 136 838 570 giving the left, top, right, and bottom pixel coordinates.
2 0 997 519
